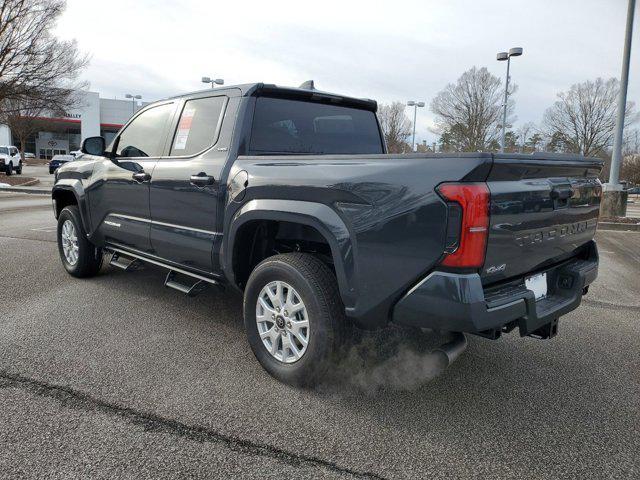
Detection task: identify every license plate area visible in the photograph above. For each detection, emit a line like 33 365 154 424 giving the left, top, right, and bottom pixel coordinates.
525 272 548 301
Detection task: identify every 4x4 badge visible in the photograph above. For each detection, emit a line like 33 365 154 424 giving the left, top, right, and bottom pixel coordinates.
486 264 506 274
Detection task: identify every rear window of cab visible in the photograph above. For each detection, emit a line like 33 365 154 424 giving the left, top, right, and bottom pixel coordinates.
249 97 383 155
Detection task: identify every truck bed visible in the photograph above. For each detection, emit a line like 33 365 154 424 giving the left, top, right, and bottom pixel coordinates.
229 151 603 330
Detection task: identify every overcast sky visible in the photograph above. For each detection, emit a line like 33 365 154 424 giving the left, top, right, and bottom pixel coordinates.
55 0 639 144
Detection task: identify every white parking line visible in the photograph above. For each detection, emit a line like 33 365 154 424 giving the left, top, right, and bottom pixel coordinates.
30 226 57 232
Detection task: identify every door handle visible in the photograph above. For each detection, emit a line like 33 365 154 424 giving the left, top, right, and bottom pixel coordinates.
190 173 215 187
132 172 151 183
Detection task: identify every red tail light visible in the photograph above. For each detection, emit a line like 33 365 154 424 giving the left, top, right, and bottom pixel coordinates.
436 183 490 268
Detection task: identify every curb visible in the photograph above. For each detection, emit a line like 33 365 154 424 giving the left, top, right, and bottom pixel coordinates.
18 178 40 187
0 185 51 195
598 222 640 232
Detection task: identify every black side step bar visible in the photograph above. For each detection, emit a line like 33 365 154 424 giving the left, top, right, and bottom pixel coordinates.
109 252 144 271
164 271 209 297
105 246 223 297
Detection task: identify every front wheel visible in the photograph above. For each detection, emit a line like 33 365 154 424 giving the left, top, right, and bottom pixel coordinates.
5 163 11 176
244 253 351 386
57 205 103 277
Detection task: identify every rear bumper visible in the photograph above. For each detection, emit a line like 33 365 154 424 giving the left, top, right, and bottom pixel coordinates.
393 241 598 338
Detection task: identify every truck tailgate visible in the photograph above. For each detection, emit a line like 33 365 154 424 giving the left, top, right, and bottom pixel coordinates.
481 154 602 285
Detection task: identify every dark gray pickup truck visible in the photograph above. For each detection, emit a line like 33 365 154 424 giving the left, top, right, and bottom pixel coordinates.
52 82 602 385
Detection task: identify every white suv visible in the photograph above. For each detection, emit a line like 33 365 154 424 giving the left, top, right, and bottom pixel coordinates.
0 146 22 176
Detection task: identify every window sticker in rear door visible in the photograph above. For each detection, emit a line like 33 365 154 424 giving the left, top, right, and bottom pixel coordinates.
173 108 196 150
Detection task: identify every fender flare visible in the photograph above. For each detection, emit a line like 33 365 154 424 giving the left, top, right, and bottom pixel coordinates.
52 180 92 234
223 199 357 310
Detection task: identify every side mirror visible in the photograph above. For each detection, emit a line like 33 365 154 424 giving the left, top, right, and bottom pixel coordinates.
81 136 106 156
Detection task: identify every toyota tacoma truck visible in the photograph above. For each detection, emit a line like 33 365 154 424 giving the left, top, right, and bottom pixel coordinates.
51 82 602 385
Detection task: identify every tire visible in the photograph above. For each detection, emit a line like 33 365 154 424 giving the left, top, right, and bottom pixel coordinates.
244 253 351 386
49 168 55 175
57 205 103 278
5 162 11 176
15 162 22 174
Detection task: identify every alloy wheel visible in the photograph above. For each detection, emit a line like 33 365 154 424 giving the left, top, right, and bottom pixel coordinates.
256 281 310 363
61 219 79 265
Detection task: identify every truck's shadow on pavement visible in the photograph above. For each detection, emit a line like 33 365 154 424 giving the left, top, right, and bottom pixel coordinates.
98 263 574 398
102 262 457 387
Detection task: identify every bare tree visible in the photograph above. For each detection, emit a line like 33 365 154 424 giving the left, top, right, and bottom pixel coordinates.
0 0 88 112
623 129 640 155
430 66 514 152
516 122 536 152
621 154 640 185
0 97 58 160
542 78 637 157
377 102 412 153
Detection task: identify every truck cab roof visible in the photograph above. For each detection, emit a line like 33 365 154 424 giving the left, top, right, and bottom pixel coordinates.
166 83 378 112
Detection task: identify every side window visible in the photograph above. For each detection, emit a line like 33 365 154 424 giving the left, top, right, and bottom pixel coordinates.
116 103 174 158
170 96 226 156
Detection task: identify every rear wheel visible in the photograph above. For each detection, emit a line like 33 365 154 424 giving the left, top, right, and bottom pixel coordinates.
244 253 351 386
15 161 22 174
57 205 103 277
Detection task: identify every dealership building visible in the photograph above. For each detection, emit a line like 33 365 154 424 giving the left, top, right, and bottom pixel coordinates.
0 91 145 159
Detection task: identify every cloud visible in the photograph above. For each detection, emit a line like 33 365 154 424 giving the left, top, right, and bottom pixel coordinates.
83 59 184 101
56 0 639 144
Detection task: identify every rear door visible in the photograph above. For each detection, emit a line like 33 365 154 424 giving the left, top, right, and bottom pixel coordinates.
148 92 233 272
481 154 602 285
88 101 176 253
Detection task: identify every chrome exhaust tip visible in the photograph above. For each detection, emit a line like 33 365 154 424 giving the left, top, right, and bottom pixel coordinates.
433 333 468 368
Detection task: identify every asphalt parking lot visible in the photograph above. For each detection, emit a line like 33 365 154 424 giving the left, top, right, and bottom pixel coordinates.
22 164 55 188
0 165 53 189
1 192 639 479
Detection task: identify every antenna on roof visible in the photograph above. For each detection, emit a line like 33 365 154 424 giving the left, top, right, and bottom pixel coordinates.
299 80 315 90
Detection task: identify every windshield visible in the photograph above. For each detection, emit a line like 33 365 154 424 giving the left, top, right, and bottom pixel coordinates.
0 147 8 155
249 97 383 155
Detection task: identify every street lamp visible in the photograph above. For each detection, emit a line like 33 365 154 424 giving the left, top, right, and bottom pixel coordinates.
497 47 523 152
604 0 636 218
202 77 224 88
125 94 142 114
407 100 425 152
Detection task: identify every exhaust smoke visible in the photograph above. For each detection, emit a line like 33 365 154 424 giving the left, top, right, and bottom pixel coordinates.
326 328 468 394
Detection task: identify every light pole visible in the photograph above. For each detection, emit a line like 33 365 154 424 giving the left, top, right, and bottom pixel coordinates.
497 47 523 152
603 0 636 217
202 77 224 88
125 94 142 114
407 100 425 152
